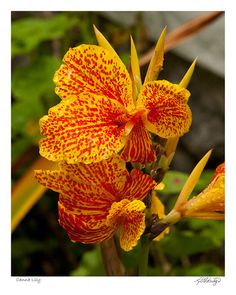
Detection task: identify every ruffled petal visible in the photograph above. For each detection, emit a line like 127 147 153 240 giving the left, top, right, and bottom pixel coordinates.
137 80 192 138
34 169 115 207
58 201 115 244
35 157 155 248
39 93 127 164
121 119 156 164
121 169 156 201
54 45 134 111
106 199 146 251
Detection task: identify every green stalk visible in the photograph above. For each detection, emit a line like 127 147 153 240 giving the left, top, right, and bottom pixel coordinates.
138 235 150 276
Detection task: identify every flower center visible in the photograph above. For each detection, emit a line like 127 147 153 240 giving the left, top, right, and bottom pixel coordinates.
114 108 146 136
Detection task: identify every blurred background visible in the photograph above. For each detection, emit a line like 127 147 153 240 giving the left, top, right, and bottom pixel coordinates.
11 11 224 276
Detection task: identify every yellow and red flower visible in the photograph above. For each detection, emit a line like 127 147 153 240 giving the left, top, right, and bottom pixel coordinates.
179 163 225 220
39 30 192 165
35 155 156 251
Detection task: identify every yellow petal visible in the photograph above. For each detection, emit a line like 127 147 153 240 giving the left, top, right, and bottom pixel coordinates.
137 80 192 138
107 199 146 251
54 44 134 111
39 93 127 164
182 163 225 219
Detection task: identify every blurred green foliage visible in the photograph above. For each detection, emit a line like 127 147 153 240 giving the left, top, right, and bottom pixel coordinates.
11 11 224 277
12 14 78 58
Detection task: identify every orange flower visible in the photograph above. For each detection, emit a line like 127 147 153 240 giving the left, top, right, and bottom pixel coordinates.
39 29 192 164
179 163 225 220
35 155 156 251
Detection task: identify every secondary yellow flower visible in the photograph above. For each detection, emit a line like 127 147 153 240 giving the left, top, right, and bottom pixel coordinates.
179 163 225 219
39 28 192 164
35 155 156 251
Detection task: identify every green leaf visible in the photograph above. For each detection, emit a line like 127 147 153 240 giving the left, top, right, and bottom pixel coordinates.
176 263 224 276
11 137 32 162
158 227 223 258
12 238 46 258
12 13 78 57
70 246 105 276
122 240 141 269
12 55 60 102
12 55 60 146
161 169 214 196
187 219 225 244
161 171 189 195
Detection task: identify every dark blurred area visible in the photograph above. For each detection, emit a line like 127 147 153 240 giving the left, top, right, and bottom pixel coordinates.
11 11 224 276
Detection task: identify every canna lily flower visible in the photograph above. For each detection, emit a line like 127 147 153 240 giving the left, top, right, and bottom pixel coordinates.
39 27 192 164
179 162 225 220
34 155 156 251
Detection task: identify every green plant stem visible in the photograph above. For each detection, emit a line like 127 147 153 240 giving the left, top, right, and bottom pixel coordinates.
138 235 150 276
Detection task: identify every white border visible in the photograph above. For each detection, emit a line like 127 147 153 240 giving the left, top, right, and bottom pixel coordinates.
1 1 235 294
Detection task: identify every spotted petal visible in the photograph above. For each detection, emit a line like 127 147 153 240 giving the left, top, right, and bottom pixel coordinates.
121 119 156 164
60 154 129 192
106 199 146 251
59 201 115 244
35 156 156 249
54 45 134 111
39 93 127 164
34 169 116 206
137 80 192 138
121 169 156 201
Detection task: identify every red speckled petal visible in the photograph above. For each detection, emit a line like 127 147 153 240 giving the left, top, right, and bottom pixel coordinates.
34 169 116 206
121 169 156 201
60 154 129 193
34 157 155 246
39 93 127 164
137 80 192 138
106 199 146 251
121 119 156 164
58 200 115 244
54 45 134 111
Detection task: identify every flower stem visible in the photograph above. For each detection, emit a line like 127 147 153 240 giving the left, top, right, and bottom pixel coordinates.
100 237 125 276
138 235 150 276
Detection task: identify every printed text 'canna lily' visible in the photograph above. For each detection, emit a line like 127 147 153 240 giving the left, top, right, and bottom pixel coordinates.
39 27 192 164
35 155 156 251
